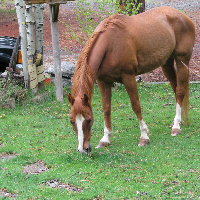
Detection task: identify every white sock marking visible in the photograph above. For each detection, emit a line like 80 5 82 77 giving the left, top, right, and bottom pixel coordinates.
139 119 149 140
172 103 182 130
75 114 85 152
100 122 112 144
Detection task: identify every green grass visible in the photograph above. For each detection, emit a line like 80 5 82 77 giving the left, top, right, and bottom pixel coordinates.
0 83 200 199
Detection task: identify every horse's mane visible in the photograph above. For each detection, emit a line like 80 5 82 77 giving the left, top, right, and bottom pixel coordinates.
72 14 126 99
72 32 99 99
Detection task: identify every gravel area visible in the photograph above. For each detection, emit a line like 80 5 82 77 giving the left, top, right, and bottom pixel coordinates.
146 0 200 10
61 0 200 11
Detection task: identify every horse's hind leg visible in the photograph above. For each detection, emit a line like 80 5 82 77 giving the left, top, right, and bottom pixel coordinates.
161 57 177 128
170 55 190 136
96 80 113 148
162 55 190 136
122 74 149 146
161 57 177 93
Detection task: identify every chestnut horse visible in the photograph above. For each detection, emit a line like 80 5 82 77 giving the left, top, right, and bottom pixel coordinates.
68 6 195 154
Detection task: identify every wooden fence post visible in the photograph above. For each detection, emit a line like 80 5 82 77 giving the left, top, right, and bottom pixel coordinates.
49 3 63 102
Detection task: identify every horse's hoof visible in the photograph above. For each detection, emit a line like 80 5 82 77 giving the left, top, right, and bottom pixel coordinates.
138 139 149 146
95 142 110 148
171 128 181 136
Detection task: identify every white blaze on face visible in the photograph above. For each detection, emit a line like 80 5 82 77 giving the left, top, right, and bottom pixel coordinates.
75 114 85 152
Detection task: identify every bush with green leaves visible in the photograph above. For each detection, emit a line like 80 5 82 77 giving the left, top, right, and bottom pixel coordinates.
0 75 28 105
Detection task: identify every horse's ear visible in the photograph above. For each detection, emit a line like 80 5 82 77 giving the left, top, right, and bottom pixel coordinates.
83 94 89 106
68 93 75 105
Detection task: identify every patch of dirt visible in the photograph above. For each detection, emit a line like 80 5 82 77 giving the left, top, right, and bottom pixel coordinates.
0 1 199 82
23 160 48 174
0 153 17 161
0 188 18 199
43 179 82 192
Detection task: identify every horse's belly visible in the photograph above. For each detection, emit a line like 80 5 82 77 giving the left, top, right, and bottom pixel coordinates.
136 54 170 75
135 40 175 75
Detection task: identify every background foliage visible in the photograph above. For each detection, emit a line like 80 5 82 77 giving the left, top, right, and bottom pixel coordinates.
62 0 142 44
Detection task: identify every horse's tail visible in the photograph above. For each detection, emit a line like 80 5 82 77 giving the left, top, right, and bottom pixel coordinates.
181 70 190 125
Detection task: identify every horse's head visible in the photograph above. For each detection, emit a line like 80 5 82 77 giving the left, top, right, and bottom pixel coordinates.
68 93 94 154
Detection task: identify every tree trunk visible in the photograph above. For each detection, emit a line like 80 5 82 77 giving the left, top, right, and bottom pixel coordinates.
15 0 29 88
25 4 38 93
50 4 63 102
35 4 45 89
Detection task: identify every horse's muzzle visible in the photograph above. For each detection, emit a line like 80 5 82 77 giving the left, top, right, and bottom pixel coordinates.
78 143 91 154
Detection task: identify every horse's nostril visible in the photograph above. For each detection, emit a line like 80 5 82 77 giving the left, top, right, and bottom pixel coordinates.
86 144 92 153
78 144 91 154
78 149 88 154
89 143 92 151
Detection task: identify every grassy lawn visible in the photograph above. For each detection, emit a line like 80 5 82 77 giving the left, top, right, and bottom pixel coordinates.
0 83 200 199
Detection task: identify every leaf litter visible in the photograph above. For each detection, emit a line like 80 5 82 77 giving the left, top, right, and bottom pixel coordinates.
0 188 18 199
22 161 81 192
22 160 48 174
0 153 17 161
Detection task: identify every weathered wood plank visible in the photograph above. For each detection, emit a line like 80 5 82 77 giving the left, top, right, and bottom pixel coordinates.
50 4 63 102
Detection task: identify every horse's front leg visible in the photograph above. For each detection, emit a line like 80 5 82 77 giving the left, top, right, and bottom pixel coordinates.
96 80 112 148
122 74 149 146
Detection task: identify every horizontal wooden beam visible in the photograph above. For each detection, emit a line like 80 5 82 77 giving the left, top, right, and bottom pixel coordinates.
24 0 75 5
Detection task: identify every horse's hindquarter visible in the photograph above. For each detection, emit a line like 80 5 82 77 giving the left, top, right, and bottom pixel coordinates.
122 10 177 75
128 7 194 75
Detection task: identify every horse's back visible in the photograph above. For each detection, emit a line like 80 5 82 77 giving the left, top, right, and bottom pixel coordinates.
106 6 195 46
